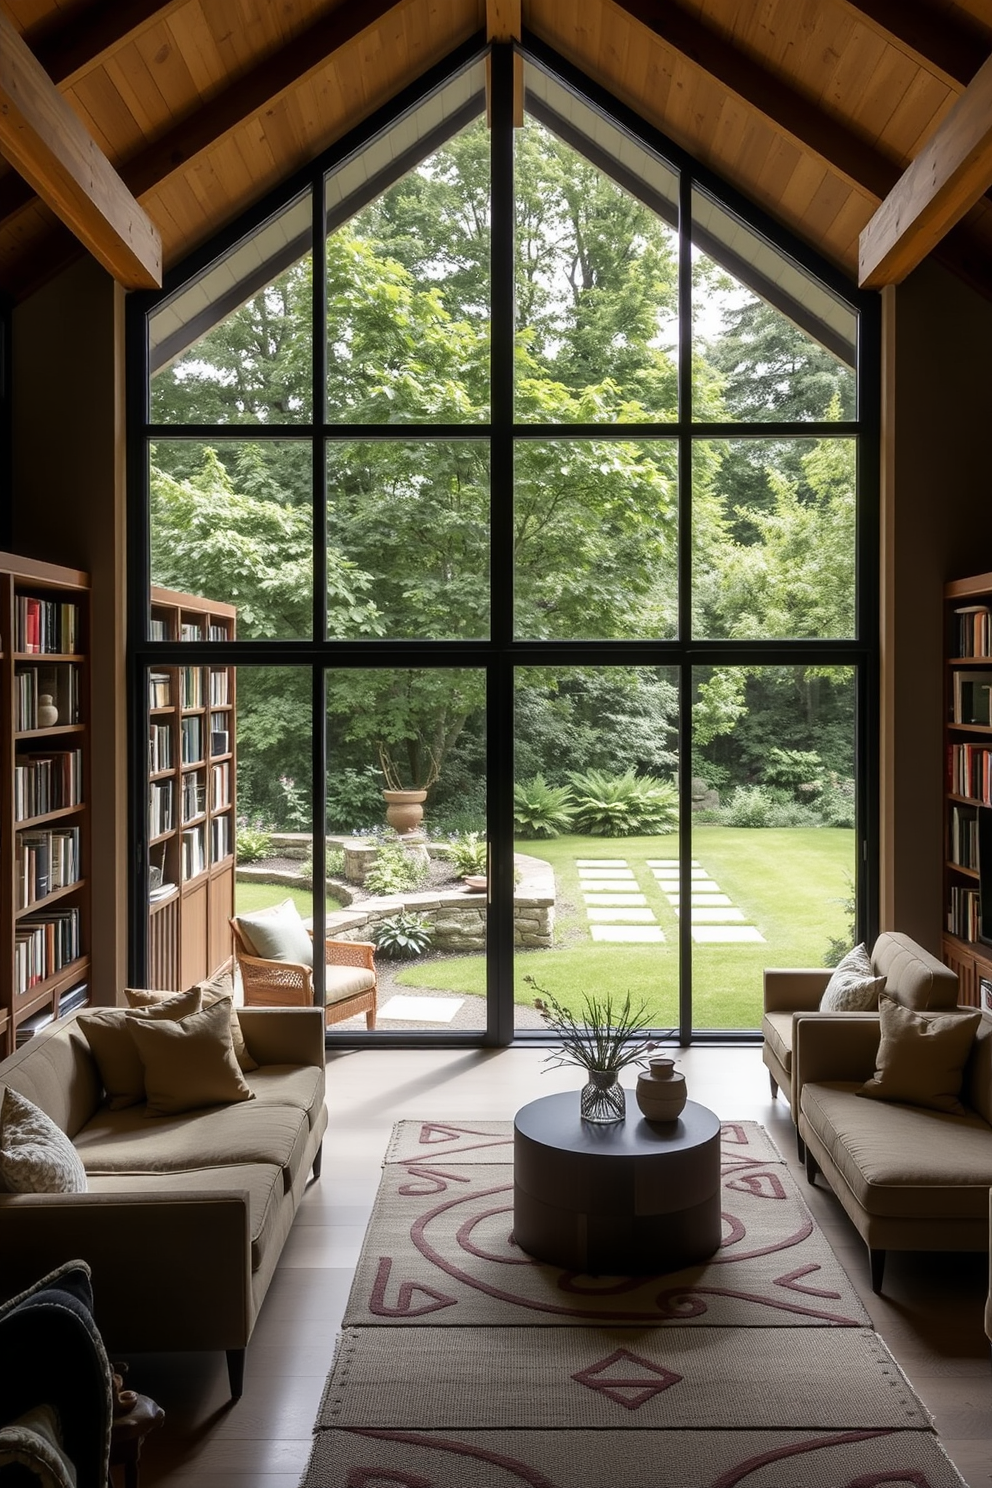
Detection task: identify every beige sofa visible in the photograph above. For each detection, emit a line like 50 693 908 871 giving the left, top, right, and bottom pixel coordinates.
0 1005 327 1397
795 1007 992 1294
762 931 959 1124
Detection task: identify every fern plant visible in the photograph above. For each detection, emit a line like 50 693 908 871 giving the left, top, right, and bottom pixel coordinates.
442 830 488 876
567 769 678 836
513 775 575 839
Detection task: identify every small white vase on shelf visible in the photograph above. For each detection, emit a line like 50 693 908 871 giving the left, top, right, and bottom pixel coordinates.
635 1056 687 1122
37 694 59 729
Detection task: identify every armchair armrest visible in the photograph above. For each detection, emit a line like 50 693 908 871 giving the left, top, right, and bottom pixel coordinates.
763 968 832 1014
236 1006 325 1068
794 1014 881 1107
237 951 314 1005
308 933 376 973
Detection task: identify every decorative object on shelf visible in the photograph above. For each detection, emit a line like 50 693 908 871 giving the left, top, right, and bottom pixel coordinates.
37 694 59 729
526 976 653 1125
635 1055 687 1122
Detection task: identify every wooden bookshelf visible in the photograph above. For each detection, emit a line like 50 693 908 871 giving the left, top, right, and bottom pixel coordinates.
942 570 992 1009
147 586 236 991
0 553 90 1058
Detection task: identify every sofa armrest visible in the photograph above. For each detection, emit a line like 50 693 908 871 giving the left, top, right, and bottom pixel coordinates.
763 968 832 1014
236 1005 325 1068
0 1191 252 1350
794 1013 881 1100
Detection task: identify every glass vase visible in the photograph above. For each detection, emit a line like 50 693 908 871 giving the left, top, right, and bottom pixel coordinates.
580 1068 626 1123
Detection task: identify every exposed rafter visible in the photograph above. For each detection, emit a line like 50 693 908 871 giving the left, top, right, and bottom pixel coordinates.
0 9 161 288
27 0 186 88
609 0 899 202
860 51 992 287
837 0 990 89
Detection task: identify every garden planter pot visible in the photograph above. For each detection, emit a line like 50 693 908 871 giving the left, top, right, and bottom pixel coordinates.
382 789 427 836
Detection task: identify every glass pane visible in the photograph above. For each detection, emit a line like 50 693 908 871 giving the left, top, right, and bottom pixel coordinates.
150 193 313 425
325 665 487 1033
690 664 856 1031
691 187 856 423
149 441 313 640
692 438 856 640
513 666 680 1035
515 117 679 423
325 119 490 424
514 440 678 640
326 441 489 640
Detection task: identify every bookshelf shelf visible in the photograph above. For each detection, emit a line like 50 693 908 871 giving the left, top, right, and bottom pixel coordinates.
0 553 91 1057
147 587 236 990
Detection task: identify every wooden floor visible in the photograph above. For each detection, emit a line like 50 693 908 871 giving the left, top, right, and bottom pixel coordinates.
126 1043 992 1488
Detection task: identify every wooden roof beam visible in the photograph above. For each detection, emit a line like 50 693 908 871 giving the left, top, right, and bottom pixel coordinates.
0 9 161 288
610 0 899 201
487 0 523 126
837 0 990 89
860 51 992 286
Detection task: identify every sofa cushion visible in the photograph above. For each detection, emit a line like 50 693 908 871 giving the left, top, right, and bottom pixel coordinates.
129 1000 254 1117
86 1163 285 1274
126 980 258 1073
819 943 886 1011
801 1080 992 1219
236 899 313 967
761 1012 793 1077
244 1065 324 1129
963 1016 992 1126
0 1087 88 1194
326 965 376 1004
73 1099 310 1191
870 931 959 1010
857 995 981 1114
78 989 203 1110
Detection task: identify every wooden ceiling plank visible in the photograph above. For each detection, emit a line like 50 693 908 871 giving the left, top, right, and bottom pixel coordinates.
0 7 161 287
27 0 188 89
487 0 521 40
608 0 899 200
859 49 992 286
119 0 405 199
835 0 990 89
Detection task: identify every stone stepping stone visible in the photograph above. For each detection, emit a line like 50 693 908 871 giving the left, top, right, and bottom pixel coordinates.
582 893 647 906
684 907 746 922
590 925 665 942
651 868 680 880
576 859 629 867
378 995 465 1023
691 925 765 943
665 894 734 907
578 867 635 878
579 878 639 891
586 907 656 923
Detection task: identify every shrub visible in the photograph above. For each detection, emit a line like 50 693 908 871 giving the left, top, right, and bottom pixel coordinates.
300 845 346 884
823 876 857 967
568 769 678 836
371 911 434 959
236 820 272 862
513 775 575 838
761 748 824 795
325 767 384 832
719 786 820 828
442 830 488 876
364 841 429 895
819 774 856 829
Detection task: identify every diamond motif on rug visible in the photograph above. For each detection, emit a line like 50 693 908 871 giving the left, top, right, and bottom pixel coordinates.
571 1347 683 1409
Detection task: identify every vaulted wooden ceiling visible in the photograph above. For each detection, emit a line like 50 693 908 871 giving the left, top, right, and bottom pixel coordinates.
1 0 991 302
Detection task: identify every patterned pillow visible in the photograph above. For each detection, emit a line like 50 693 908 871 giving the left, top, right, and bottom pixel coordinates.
819 942 886 1011
0 1087 87 1194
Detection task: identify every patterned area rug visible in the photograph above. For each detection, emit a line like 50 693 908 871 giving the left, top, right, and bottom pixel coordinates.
301 1119 967 1488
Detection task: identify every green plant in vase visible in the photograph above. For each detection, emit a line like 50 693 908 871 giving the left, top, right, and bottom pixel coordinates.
524 976 653 1124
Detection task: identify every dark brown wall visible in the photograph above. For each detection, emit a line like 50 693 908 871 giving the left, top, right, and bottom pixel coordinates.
11 258 127 1004
881 260 992 950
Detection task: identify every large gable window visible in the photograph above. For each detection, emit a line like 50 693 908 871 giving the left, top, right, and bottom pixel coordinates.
130 43 877 1043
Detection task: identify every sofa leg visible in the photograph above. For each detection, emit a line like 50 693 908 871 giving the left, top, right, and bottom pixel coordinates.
804 1147 819 1186
869 1248 886 1295
227 1349 245 1399
768 1072 778 1100
311 1141 323 1181
796 1131 806 1163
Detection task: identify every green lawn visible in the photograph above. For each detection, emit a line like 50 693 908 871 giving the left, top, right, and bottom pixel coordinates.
396 826 854 1031
234 882 343 917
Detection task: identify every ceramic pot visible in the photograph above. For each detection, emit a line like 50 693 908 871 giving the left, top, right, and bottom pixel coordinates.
382 789 427 836
37 693 59 729
635 1056 687 1122
580 1068 626 1124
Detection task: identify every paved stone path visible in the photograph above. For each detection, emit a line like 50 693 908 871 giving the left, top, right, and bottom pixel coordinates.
577 857 765 943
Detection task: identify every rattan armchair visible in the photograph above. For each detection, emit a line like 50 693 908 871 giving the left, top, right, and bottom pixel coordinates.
229 917 377 1030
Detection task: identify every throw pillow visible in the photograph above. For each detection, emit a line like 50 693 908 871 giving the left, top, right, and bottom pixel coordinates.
236 898 313 968
819 942 886 1011
125 977 258 1072
129 998 255 1117
0 1087 87 1194
0 1404 77 1488
857 994 982 1114
78 987 202 1108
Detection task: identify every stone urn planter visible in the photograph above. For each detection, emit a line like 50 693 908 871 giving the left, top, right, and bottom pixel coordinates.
382 788 427 837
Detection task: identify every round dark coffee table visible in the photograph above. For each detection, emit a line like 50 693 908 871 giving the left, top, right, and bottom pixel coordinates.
513 1091 722 1274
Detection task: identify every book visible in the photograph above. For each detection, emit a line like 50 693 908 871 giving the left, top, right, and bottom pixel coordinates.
952 670 992 725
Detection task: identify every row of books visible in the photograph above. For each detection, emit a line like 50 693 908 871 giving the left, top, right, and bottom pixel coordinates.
15 907 82 994
149 619 230 643
182 826 206 880
149 780 173 837
947 743 992 804
954 605 992 660
15 664 80 730
211 814 231 861
149 672 171 708
15 825 81 909
211 761 230 810
181 667 203 708
149 722 172 772
14 748 83 822
16 983 88 1045
950 805 979 870
948 884 981 942
182 773 206 823
15 597 80 656
181 715 203 764
209 670 229 705
951 669 992 726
